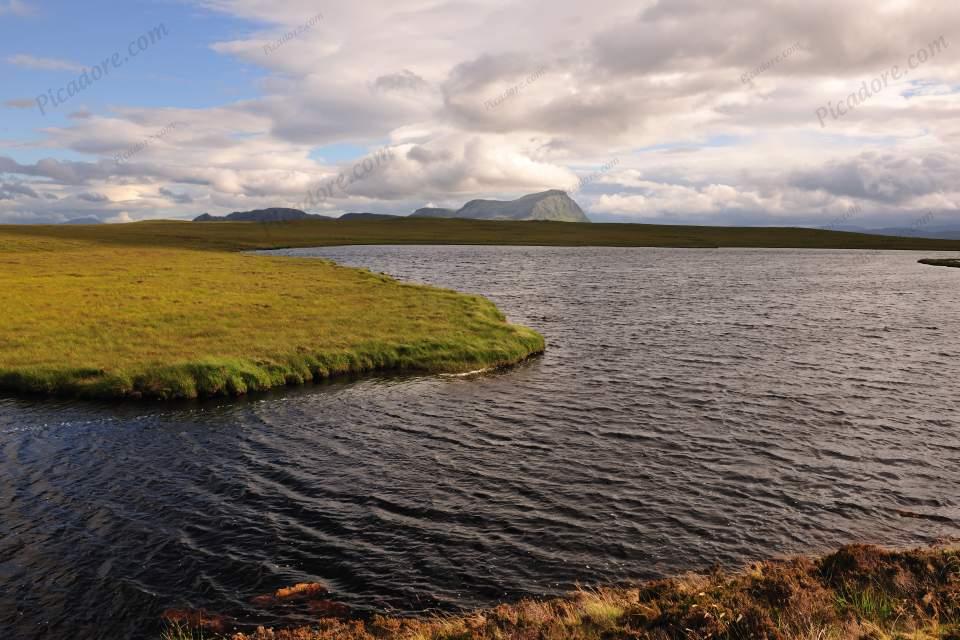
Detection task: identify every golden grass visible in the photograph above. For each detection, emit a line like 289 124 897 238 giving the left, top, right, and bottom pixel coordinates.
0 230 543 399
214 545 960 640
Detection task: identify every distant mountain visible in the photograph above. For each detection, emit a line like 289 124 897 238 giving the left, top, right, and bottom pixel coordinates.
194 208 331 222
339 212 400 221
867 226 960 240
63 216 102 225
412 207 458 219
815 224 960 240
412 190 590 222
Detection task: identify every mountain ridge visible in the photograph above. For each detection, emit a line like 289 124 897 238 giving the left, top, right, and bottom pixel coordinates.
413 190 590 223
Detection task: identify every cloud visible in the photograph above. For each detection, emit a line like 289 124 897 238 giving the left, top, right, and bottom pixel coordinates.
789 151 960 204
105 212 133 224
4 98 36 109
77 192 110 203
374 70 430 93
0 0 31 17
5 53 83 72
2 0 959 226
159 187 194 204
0 182 40 199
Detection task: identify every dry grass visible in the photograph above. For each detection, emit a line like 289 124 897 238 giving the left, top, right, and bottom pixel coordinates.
0 230 544 399
209 545 960 640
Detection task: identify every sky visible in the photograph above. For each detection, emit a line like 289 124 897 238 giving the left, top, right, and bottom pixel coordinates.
0 0 958 227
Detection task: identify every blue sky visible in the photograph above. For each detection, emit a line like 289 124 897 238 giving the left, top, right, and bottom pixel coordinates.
1 0 958 226
1 1 264 139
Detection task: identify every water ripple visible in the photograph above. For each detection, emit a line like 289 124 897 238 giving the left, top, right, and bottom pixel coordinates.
1 247 959 639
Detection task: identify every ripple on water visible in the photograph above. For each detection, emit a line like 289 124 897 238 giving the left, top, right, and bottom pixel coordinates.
1 247 959 639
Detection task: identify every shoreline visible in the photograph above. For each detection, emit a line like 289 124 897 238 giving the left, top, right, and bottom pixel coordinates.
919 258 960 268
0 341 546 401
166 543 960 640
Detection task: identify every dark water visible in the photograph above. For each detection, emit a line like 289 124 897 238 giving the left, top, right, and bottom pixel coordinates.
2 247 959 639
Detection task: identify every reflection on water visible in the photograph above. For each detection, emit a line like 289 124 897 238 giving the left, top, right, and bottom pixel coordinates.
1 247 958 639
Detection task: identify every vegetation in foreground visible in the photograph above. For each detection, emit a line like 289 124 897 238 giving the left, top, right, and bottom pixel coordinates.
919 258 960 268
0 230 543 400
162 545 960 640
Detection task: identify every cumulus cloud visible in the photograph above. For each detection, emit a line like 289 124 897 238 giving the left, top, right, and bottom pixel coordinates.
0 182 40 200
2 0 959 226
158 187 194 204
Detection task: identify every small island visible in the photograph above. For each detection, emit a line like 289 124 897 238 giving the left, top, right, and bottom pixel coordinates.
919 258 960 268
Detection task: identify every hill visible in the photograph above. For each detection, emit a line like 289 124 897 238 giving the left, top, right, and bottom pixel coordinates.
194 208 330 223
339 212 400 221
411 190 590 222
411 207 458 218
7 218 960 253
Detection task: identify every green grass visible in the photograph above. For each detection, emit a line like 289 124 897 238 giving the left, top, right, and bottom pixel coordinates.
0 229 543 400
834 584 900 623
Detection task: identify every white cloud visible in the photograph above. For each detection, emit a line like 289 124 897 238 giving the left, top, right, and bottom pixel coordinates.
2 0 959 226
5 53 83 72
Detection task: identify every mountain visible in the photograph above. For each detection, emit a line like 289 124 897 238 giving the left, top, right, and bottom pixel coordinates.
867 226 960 240
339 212 400 221
63 216 102 225
193 208 331 222
412 191 590 222
412 207 458 219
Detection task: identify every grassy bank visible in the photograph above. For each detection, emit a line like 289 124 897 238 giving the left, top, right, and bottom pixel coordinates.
166 545 960 640
3 217 960 252
919 258 960 268
0 231 543 400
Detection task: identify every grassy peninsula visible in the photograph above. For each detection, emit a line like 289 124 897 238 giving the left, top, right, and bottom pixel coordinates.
0 230 543 400
166 544 960 640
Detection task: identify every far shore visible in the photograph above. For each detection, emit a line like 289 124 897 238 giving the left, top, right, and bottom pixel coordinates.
4 217 960 252
919 258 960 268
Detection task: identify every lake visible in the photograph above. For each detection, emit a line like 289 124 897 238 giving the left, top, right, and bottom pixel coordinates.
1 247 958 639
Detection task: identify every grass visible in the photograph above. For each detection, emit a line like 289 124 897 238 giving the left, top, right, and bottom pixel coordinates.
3 217 960 252
919 259 960 268
180 545 960 640
0 229 544 400
2 217 957 401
